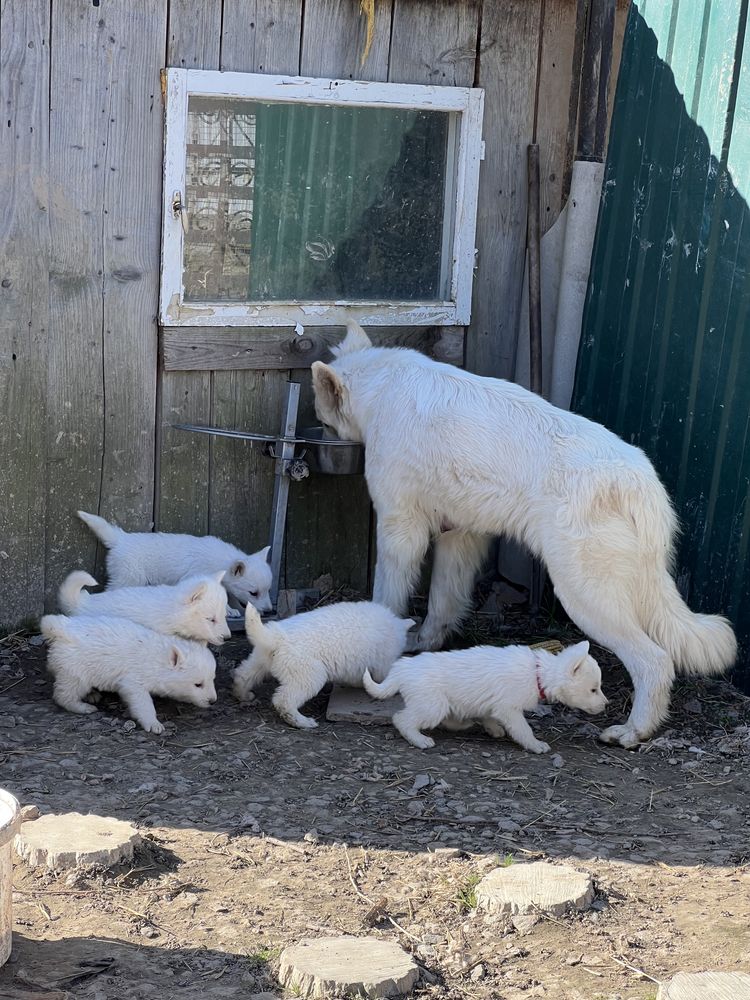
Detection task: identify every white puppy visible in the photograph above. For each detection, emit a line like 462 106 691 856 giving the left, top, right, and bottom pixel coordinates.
363 640 607 752
77 511 273 612
58 570 231 645
312 321 736 748
40 614 217 733
233 601 414 729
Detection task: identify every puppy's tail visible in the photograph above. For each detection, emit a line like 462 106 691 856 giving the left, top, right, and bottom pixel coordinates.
40 614 71 642
243 603 281 654
363 668 401 700
58 571 98 615
77 510 123 549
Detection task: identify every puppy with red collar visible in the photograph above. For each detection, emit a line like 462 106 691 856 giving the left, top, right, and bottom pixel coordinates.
363 640 607 753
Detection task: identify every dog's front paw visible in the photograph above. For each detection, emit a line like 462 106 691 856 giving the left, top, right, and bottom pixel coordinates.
233 684 256 703
599 724 641 749
526 739 550 754
409 734 436 750
226 606 243 619
144 720 165 735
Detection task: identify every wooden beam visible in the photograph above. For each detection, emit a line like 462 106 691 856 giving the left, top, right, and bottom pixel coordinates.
161 325 464 371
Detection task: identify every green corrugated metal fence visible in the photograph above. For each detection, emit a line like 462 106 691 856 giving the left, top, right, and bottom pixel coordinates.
574 0 750 689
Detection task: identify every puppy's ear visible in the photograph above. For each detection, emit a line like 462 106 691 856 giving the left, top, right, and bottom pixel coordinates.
568 640 590 674
214 570 226 584
311 362 344 414
260 545 271 564
231 560 246 578
170 646 185 669
186 581 208 604
403 618 417 629
332 319 373 356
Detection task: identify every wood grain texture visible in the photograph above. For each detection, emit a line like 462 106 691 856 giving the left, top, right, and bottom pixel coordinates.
465 0 542 379
162 325 464 370
46 1 165 600
209 1 304 574
535 0 578 233
389 0 480 87
0 0 50 625
301 0 392 82
157 0 222 534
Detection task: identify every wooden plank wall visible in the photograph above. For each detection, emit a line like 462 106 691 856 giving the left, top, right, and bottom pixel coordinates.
0 0 629 626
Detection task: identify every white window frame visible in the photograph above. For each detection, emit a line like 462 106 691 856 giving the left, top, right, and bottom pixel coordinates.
160 68 485 327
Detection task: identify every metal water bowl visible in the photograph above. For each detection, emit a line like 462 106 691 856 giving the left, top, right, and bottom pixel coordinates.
299 426 364 476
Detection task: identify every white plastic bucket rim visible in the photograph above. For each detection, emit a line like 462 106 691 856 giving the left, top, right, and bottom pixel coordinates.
0 790 21 849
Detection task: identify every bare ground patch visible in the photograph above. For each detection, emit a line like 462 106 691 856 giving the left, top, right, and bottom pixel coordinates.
0 612 749 999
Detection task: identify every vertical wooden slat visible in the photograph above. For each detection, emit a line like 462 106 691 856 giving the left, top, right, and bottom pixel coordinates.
465 0 543 379
157 0 222 534
0 0 50 625
281 0 397 593
46 1 166 600
388 0 480 87
209 1 303 570
534 0 579 232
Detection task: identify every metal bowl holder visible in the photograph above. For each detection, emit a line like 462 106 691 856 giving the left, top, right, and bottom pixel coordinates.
175 381 363 610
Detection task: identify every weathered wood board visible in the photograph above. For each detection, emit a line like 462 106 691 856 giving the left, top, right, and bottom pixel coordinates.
156 0 222 536
45 0 165 599
0 0 51 625
465 0 543 380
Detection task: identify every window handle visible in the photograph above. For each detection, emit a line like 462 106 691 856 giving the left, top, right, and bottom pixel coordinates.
171 190 189 234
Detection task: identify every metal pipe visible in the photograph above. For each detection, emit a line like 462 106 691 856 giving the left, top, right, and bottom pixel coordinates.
267 383 301 608
578 0 606 160
527 144 543 397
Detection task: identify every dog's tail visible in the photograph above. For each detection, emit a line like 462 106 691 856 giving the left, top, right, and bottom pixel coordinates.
77 510 123 549
362 668 401 700
617 477 737 677
643 572 737 676
58 571 98 615
40 614 71 642
243 603 281 654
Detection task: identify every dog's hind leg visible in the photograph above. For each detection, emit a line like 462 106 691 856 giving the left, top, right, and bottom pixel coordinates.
53 674 98 715
233 655 271 702
419 530 490 650
372 512 430 615
271 659 327 730
392 707 436 749
552 578 675 748
481 718 506 739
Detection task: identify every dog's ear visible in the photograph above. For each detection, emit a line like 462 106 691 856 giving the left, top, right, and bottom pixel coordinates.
332 319 373 357
260 545 271 564
311 362 344 414
403 618 417 629
231 560 246 578
186 580 208 604
568 640 590 674
170 646 185 669
214 570 226 584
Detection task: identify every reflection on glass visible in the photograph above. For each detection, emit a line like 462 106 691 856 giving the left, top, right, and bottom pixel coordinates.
183 97 456 303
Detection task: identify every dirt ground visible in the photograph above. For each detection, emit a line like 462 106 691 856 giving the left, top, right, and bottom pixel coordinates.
1 608 749 1000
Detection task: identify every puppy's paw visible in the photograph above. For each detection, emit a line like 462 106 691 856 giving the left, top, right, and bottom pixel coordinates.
482 719 506 739
526 739 550 754
226 606 243 620
86 690 103 705
233 684 256 703
145 720 165 735
599 723 641 749
293 716 318 730
408 734 435 750
77 703 99 715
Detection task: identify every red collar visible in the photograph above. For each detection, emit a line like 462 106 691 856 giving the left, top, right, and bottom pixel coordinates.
535 656 547 702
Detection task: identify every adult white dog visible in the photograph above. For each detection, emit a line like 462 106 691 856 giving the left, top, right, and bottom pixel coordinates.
311 321 737 748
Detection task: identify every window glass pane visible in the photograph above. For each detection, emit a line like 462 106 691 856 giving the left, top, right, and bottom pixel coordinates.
183 97 456 303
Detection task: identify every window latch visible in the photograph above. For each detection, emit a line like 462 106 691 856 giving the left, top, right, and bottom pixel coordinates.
171 190 189 234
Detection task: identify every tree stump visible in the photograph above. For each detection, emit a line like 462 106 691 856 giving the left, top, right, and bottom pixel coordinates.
657 972 750 999
278 936 419 998
475 861 594 917
14 812 140 870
